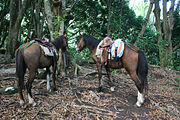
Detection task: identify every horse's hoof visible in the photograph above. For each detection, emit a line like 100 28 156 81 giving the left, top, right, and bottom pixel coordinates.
50 88 58 93
97 87 103 92
110 86 115 91
32 102 37 107
29 101 37 107
52 87 58 92
21 104 27 109
55 90 59 94
20 99 25 106
20 102 27 109
136 101 141 107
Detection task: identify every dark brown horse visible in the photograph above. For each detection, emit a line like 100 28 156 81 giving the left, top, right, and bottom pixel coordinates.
76 34 148 107
15 35 67 107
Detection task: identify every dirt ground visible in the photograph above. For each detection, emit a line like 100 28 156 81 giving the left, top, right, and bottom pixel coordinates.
0 62 179 120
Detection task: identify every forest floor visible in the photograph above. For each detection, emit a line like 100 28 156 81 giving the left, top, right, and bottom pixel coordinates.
0 60 180 119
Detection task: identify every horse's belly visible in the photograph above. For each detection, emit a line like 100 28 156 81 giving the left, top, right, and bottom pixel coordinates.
107 59 123 69
39 56 52 68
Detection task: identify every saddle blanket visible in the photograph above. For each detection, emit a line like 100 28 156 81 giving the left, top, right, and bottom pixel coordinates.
109 39 124 58
96 39 124 59
40 45 58 57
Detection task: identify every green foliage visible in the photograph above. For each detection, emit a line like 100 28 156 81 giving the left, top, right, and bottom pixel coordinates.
0 0 179 70
172 2 180 70
136 27 159 65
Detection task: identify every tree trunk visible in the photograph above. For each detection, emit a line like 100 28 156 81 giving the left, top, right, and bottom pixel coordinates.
163 0 175 67
58 0 66 76
57 0 76 76
35 0 42 38
6 0 30 58
153 0 165 67
107 0 111 36
0 0 9 38
137 0 154 42
44 0 55 41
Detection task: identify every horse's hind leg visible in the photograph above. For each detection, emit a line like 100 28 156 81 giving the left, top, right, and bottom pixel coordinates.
26 70 36 106
18 81 25 106
129 71 144 107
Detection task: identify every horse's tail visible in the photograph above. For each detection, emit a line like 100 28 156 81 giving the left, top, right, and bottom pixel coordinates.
137 50 148 94
15 49 26 89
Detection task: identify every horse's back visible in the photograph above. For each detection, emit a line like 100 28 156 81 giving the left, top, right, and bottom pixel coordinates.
18 42 52 69
121 44 139 72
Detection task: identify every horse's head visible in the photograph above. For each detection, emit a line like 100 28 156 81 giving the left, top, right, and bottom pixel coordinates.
53 34 67 52
76 34 86 52
61 34 68 52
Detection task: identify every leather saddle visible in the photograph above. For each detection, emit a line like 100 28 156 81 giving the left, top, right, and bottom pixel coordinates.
34 37 54 50
99 37 113 66
34 38 58 66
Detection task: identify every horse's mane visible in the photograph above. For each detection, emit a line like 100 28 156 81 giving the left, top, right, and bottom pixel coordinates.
83 34 101 50
52 35 65 50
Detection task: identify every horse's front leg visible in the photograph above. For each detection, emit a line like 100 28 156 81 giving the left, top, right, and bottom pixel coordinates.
97 64 103 92
105 66 115 91
46 68 51 91
93 56 103 92
52 65 57 92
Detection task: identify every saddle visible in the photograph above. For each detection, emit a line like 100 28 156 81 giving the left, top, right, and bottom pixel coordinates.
34 38 58 65
34 37 54 50
99 37 113 66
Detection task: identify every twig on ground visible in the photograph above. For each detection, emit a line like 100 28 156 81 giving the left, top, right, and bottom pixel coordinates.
30 110 40 120
74 104 115 116
148 94 180 118
49 99 62 110
89 90 100 101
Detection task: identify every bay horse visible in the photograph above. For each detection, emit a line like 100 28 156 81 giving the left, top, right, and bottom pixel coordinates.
76 34 148 107
15 35 67 107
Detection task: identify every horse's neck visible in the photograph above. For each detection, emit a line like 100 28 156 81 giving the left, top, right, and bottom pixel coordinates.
84 37 100 53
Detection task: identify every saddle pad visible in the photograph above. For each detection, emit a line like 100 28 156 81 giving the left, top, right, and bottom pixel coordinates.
109 39 124 58
96 40 103 58
40 45 58 57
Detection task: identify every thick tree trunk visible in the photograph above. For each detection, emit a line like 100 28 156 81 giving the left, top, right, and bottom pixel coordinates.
0 1 9 38
57 0 76 76
44 0 55 41
137 0 154 42
35 0 42 38
163 0 175 67
6 0 30 58
153 0 165 67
